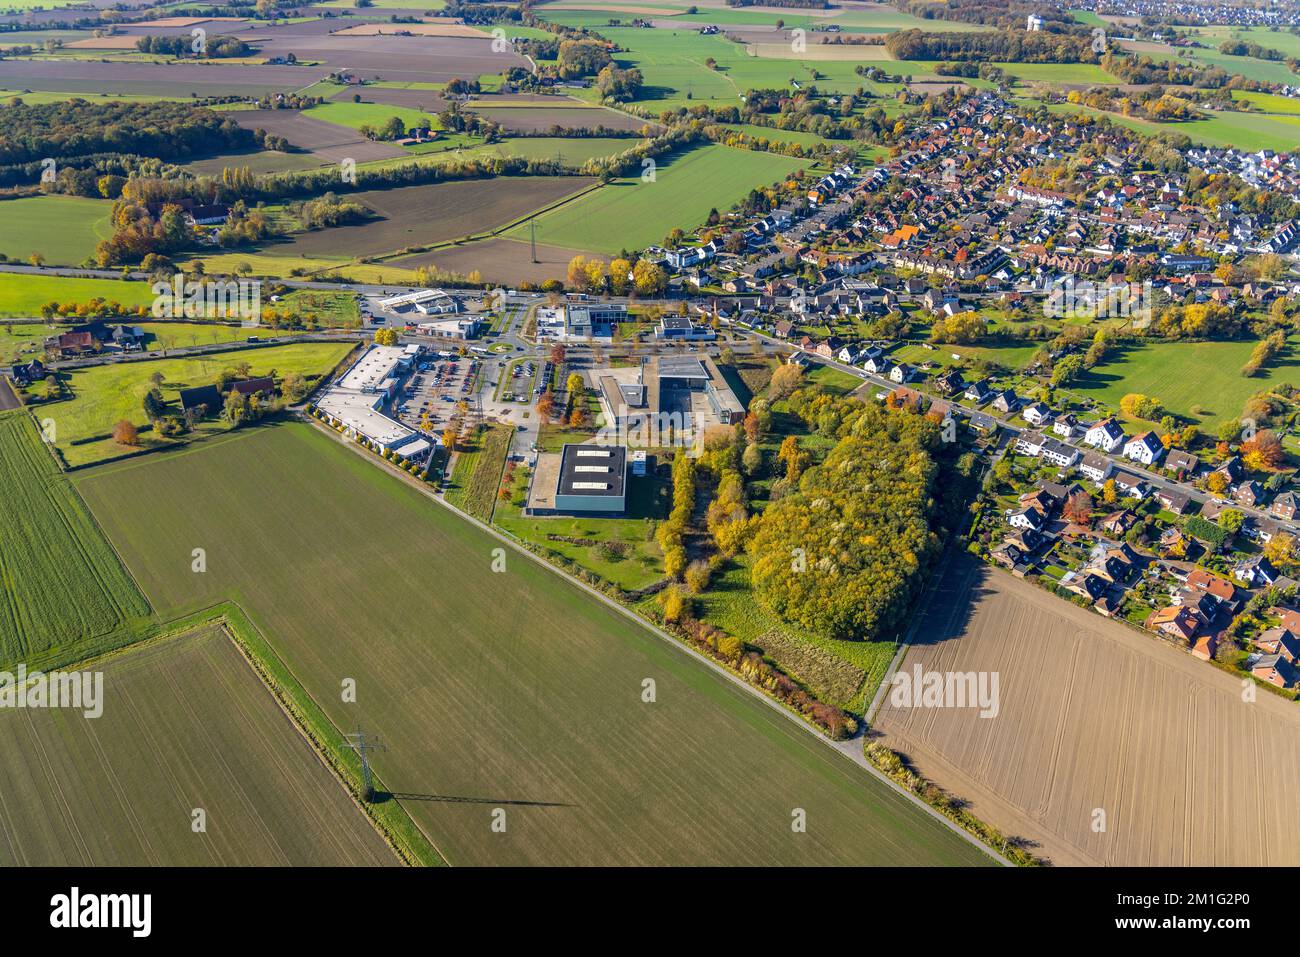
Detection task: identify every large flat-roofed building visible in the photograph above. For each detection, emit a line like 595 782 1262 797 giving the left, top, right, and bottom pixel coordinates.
535 302 627 341
594 352 743 445
315 344 431 464
377 288 461 315
337 344 410 393
526 443 628 515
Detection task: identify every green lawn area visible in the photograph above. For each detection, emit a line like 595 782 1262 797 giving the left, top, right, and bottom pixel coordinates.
0 320 61 363
274 288 361 328
1234 90 1300 116
494 463 668 591
1049 100 1300 152
0 410 151 670
692 557 896 712
893 340 1043 373
504 143 811 253
806 362 863 395
0 273 154 316
418 136 646 168
74 421 991 865
303 100 442 134
0 196 116 267
45 341 353 467
1070 338 1300 431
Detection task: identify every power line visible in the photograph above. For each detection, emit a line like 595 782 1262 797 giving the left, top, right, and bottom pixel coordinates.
344 725 385 803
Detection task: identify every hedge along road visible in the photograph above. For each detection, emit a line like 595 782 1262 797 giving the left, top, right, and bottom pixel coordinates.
76 420 1001 866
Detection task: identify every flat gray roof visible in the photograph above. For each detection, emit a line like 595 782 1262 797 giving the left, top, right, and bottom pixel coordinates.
558 444 626 498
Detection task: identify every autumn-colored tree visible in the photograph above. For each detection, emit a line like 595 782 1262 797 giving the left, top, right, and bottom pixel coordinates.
659 584 689 623
112 419 139 446
1206 471 1229 495
549 343 566 365
683 560 712 594
1119 393 1162 420
1242 430 1285 471
536 391 556 420
1063 491 1094 525
776 434 806 483
566 255 591 291
768 363 803 400
1101 478 1117 505
1265 533 1297 573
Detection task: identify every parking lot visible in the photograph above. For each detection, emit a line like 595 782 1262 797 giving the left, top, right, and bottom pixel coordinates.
391 352 481 434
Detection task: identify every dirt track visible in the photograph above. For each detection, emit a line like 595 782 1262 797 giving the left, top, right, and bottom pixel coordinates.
873 556 1300 866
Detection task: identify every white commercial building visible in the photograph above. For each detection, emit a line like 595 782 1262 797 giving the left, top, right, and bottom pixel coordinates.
316 345 432 462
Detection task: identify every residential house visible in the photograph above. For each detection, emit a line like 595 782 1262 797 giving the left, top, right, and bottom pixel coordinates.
1052 413 1079 439
1272 491 1299 521
1165 449 1199 478
1155 488 1192 515
1084 418 1126 453
1022 401 1053 427
1235 554 1278 588
1123 431 1164 466
1149 605 1200 643
1251 654 1300 689
1079 451 1113 483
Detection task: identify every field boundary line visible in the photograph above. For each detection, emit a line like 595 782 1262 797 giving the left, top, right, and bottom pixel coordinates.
193 605 452 868
304 414 1010 866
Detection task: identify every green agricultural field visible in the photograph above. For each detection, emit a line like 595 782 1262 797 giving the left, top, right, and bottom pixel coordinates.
0 273 154 317
0 411 151 669
1071 339 1300 431
0 623 397 866
1043 100 1300 152
421 136 647 168
0 196 116 267
77 423 994 866
505 144 810 253
1234 90 1300 116
46 341 354 467
303 100 441 134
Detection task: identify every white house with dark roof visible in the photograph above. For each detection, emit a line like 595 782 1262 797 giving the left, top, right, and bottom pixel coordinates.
1084 417 1126 453
1123 430 1164 466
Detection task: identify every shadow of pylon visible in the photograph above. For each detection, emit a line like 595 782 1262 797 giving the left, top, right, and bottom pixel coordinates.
374 791 574 808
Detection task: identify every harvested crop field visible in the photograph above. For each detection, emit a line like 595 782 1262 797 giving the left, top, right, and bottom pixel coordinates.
0 58 307 96
76 424 993 867
392 237 595 284
228 109 406 164
251 33 529 83
0 623 397 866
0 411 150 669
872 557 1300 866
272 177 596 259
63 35 141 48
334 22 487 38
